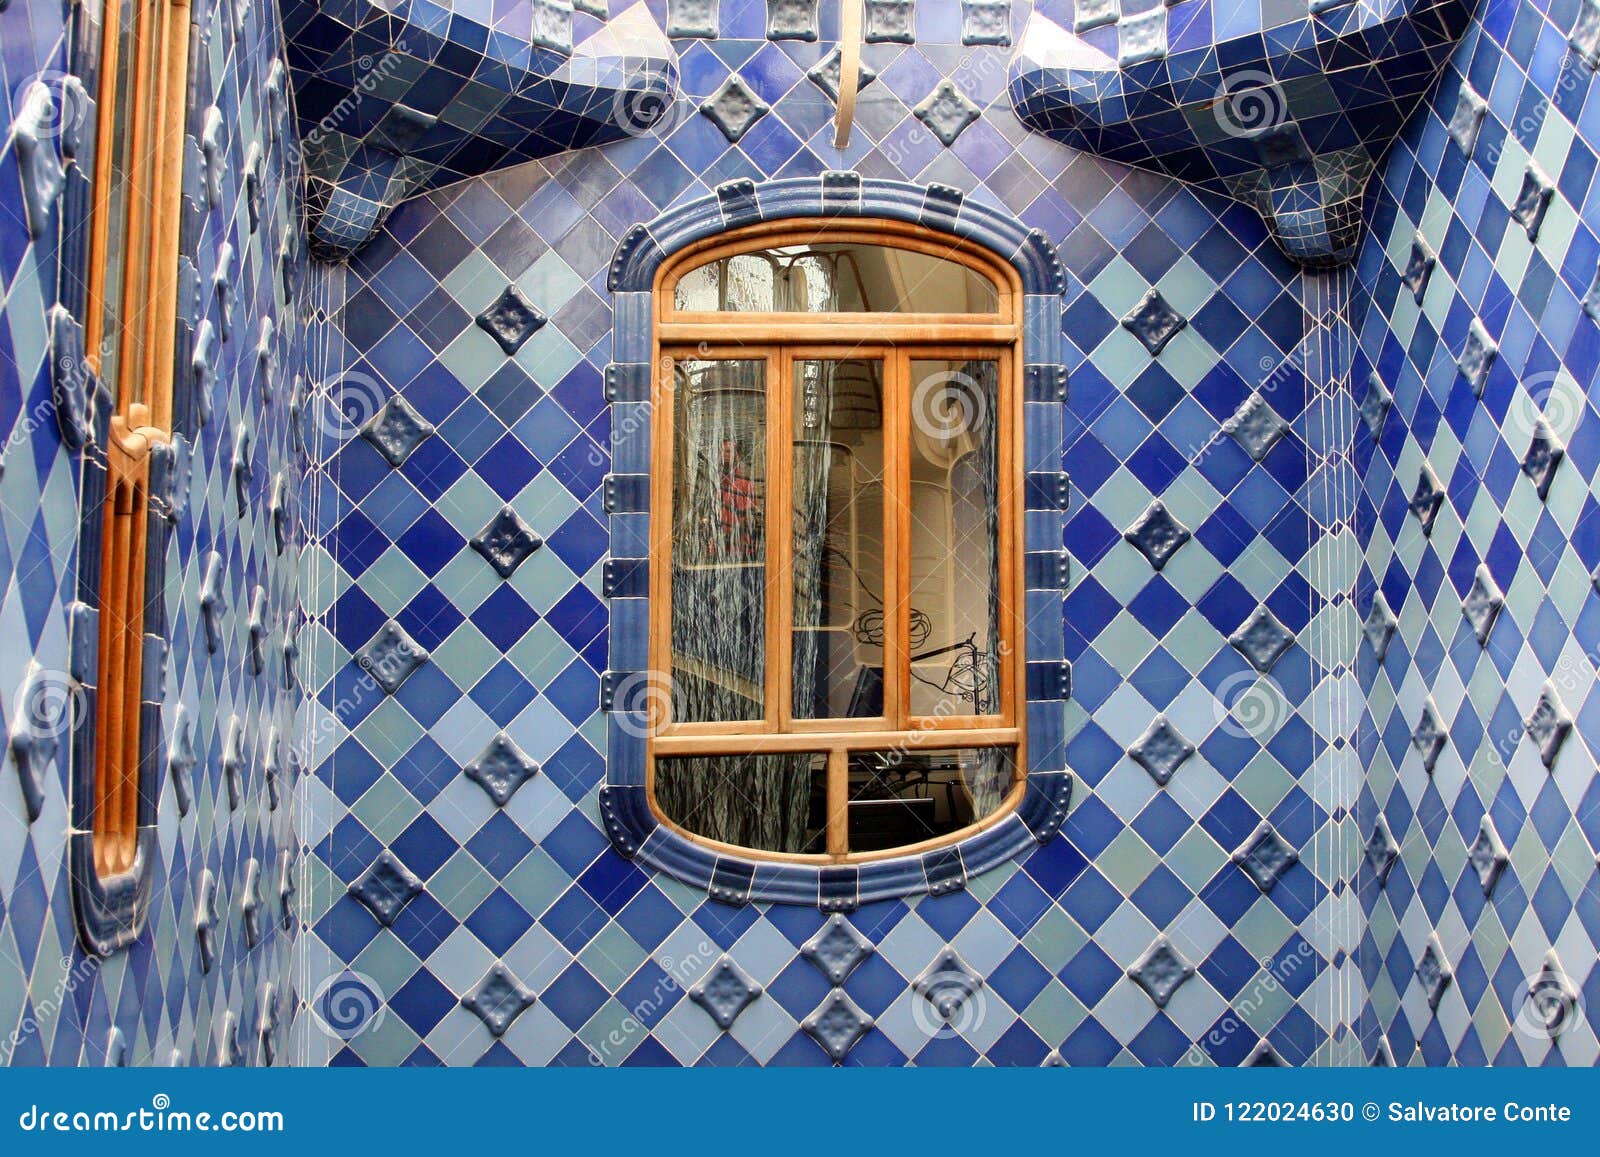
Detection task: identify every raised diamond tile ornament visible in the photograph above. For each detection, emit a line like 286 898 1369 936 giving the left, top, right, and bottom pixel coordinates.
1360 373 1392 440
865 0 915 43
1118 8 1167 65
1123 500 1191 571
690 957 763 1029
247 586 269 675
767 0 819 40
961 0 1012 45
1411 701 1446 774
808 48 877 102
349 851 423 926
668 0 719 38
1075 0 1119 32
914 80 982 147
14 83 65 240
1448 83 1487 154
1458 319 1497 397
1461 564 1503 646
802 914 873 985
1222 393 1289 462
357 619 428 695
912 949 983 1023
701 74 770 143
1403 236 1435 304
1523 950 1581 1038
471 506 544 579
1122 288 1187 355
222 715 245 810
242 858 264 948
462 964 536 1037
1230 606 1294 673
1232 822 1299 894
1467 815 1509 897
232 425 253 515
1512 164 1555 241
1363 594 1397 660
360 395 435 468
167 704 197 817
464 733 540 807
803 991 873 1061
1416 935 1452 1013
1244 1039 1286 1066
8 664 61 824
1365 818 1399 886
278 850 297 931
196 869 218 973
1128 715 1194 787
1128 936 1195 1009
199 552 225 654
1525 682 1573 770
1408 465 1444 535
1575 0 1600 68
476 285 547 355
1521 418 1565 501
530 0 573 52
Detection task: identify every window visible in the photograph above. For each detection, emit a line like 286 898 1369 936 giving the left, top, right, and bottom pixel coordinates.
82 0 192 883
647 222 1026 861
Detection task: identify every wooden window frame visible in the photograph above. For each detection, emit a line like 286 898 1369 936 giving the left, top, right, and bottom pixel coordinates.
83 0 192 883
647 220 1028 864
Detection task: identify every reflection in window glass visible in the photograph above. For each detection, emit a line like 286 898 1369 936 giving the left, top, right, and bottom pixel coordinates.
847 748 1015 853
792 359 886 721
907 360 1001 719
669 360 767 723
656 753 827 854
675 243 999 314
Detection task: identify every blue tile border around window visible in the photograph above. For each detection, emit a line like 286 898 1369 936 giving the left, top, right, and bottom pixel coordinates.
599 171 1073 908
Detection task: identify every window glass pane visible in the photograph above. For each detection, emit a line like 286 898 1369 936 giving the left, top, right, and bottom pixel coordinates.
907 359 1001 718
675 243 999 313
847 748 1016 853
656 753 827 854
670 359 767 723
792 359 886 721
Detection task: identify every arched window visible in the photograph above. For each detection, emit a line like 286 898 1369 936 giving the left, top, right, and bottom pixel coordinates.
646 221 1026 862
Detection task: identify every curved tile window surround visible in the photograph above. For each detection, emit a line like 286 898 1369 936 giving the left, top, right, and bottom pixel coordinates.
1008 0 1474 267
282 1 680 259
601 172 1073 908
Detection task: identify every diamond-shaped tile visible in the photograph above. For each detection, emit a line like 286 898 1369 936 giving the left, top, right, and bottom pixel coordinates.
1360 372 1392 440
1128 937 1194 1009
1365 818 1399 886
1363 594 1397 660
1525 682 1573 769
349 851 423 926
865 0 915 43
1461 563 1503 646
1232 822 1298 894
912 949 983 1022
1123 500 1191 571
1467 815 1509 897
1458 319 1497 397
462 964 536 1037
465 732 540 807
1411 701 1446 774
1221 392 1289 462
476 285 547 355
472 505 544 579
961 0 1012 45
1521 418 1565 501
807 47 877 101
1075 0 1119 32
356 619 429 695
667 0 718 38
1128 715 1194 787
701 74 769 142
1408 464 1444 534
1512 164 1555 241
1230 606 1294 673
1244 1039 1286 1066
767 0 818 40
1523 949 1581 1038
1403 235 1435 303
1121 288 1187 355
690 956 763 1030
914 80 981 147
1416 935 1452 1013
1447 82 1487 154
361 395 435 468
802 991 872 1061
802 915 872 985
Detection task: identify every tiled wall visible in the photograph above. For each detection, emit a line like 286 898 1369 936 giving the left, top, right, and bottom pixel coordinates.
0 0 322 1064
301 0 1354 1066
1351 0 1600 1063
